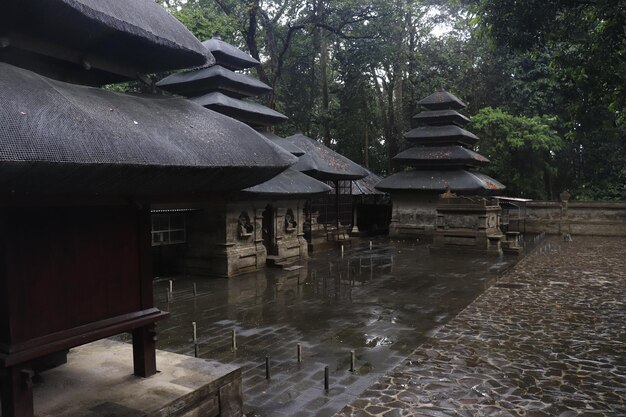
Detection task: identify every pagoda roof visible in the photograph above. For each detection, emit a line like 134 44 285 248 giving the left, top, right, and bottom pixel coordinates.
242 168 332 197
413 109 470 126
0 63 296 197
202 37 260 71
376 170 505 194
191 92 288 127
418 89 465 110
0 0 211 86
157 65 272 99
393 145 490 167
261 132 305 156
285 134 369 181
404 125 479 146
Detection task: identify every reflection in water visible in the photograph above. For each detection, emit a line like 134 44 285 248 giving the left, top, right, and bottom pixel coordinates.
150 238 532 417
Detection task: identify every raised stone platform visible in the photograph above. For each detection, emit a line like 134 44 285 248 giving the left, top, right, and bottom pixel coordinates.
31 339 242 417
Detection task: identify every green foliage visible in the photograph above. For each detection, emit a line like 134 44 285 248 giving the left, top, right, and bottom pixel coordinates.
468 0 626 200
471 107 563 199
148 0 624 201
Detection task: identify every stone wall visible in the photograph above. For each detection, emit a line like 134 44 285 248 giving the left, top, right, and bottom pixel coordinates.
388 192 440 240
522 201 626 236
155 199 308 277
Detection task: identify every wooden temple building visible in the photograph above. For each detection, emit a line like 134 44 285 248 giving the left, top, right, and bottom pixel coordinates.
376 88 506 253
0 1 296 416
156 37 331 276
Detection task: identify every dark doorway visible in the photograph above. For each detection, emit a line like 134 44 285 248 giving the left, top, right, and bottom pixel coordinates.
262 204 277 255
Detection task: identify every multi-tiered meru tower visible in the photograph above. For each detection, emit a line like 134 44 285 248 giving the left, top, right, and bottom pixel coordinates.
376 88 505 249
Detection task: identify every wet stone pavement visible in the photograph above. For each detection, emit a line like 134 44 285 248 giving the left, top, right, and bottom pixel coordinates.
338 236 626 417
145 238 522 417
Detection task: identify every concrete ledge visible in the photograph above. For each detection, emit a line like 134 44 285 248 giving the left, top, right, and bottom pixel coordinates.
32 339 242 417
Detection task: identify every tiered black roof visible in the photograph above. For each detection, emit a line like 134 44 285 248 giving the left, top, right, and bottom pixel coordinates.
158 37 330 197
158 36 287 128
376 88 504 194
0 0 212 86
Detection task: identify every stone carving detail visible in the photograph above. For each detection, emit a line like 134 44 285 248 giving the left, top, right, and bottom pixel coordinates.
284 209 297 233
237 211 254 239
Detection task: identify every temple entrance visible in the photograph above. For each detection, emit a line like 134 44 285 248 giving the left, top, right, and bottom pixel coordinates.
262 205 277 256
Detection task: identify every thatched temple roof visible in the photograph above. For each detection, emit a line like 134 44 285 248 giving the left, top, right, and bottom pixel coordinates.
192 92 288 127
417 89 466 110
404 125 480 146
243 168 332 197
393 146 490 167
202 36 260 71
376 170 505 194
285 134 369 181
0 0 211 85
260 132 305 156
0 63 296 197
413 109 470 126
157 65 272 99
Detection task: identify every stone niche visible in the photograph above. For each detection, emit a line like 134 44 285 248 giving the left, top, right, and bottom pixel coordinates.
388 192 440 240
263 200 309 265
432 196 503 255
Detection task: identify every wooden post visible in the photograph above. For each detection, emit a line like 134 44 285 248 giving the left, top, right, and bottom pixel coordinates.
132 324 157 377
1 366 34 417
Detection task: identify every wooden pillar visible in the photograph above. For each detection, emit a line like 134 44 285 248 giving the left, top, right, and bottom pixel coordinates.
1 365 34 417
132 324 157 377
134 204 157 377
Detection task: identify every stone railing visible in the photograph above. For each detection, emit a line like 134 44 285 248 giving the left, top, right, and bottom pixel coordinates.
523 200 626 236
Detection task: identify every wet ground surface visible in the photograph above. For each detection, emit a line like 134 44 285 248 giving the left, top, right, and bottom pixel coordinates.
338 236 626 417
145 238 523 417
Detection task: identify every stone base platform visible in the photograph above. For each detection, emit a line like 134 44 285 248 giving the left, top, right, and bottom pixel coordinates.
31 339 242 417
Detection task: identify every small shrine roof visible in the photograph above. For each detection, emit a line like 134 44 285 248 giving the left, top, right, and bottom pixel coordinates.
404 125 479 146
285 134 369 181
353 169 385 195
202 36 260 71
393 145 490 167
0 0 211 85
413 109 470 126
191 92 288 127
0 63 296 197
376 170 505 194
157 65 272 99
261 132 305 156
417 89 465 110
242 168 332 197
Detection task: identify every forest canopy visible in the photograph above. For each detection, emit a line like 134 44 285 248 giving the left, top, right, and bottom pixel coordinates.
156 0 625 201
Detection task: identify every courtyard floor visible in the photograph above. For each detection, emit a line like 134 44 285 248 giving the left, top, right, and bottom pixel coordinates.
338 236 626 417
149 238 519 417
146 235 625 417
